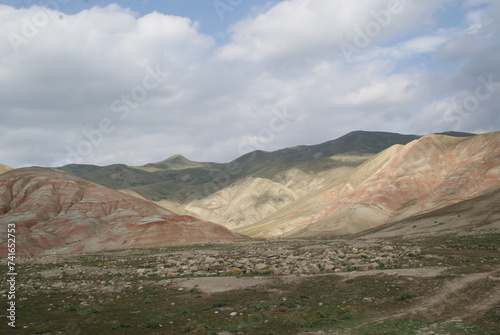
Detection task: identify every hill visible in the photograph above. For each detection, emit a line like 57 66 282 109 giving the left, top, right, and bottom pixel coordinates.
0 168 243 256
236 132 499 237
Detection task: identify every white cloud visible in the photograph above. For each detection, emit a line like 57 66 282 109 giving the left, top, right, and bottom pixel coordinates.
217 0 451 62
0 1 498 168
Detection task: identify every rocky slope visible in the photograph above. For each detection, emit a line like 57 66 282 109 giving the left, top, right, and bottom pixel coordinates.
237 132 500 237
0 168 243 256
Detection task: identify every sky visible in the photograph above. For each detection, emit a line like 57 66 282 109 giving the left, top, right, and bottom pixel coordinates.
0 0 499 168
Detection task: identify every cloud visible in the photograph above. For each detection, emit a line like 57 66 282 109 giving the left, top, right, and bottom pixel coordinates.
0 1 498 168
217 0 451 63
0 4 216 166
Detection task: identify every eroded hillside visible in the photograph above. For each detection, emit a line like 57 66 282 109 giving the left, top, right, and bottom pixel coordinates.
0 168 243 256
237 132 499 237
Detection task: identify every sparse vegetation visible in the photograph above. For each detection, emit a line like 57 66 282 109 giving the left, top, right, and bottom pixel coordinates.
142 320 162 329
2 236 498 334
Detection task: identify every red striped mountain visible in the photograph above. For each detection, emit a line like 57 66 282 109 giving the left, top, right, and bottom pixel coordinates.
236 132 500 237
0 168 243 256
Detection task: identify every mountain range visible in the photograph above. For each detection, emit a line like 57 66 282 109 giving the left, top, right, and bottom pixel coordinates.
238 132 499 237
1 130 498 254
55 130 499 238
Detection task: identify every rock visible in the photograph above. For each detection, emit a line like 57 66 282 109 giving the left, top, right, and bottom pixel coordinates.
309 264 321 273
167 259 180 266
362 297 374 303
271 268 283 275
376 257 391 265
254 263 268 272
353 264 371 271
203 256 216 264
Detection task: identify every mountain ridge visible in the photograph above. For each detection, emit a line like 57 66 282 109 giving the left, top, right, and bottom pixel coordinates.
235 132 499 237
55 130 448 202
43 130 496 240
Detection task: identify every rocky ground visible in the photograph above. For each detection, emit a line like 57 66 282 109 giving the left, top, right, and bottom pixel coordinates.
1 234 499 334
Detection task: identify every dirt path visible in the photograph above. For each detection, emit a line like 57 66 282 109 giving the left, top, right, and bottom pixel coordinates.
170 267 448 293
303 266 500 335
407 268 500 318
332 267 447 279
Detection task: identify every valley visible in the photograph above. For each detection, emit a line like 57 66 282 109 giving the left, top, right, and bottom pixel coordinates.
0 130 499 334
53 131 499 240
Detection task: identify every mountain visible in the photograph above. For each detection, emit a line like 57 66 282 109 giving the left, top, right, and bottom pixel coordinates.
57 131 425 195
52 130 486 235
150 131 480 231
54 131 429 213
0 168 243 256
140 154 223 171
0 164 11 175
236 132 499 237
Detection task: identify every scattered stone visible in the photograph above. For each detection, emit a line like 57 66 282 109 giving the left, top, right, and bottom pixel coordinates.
52 282 64 288
362 297 374 303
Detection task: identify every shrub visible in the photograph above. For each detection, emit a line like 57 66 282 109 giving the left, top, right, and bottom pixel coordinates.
212 299 228 308
142 320 161 329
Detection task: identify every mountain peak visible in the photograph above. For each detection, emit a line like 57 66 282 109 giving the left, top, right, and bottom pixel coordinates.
165 154 191 162
144 154 220 171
